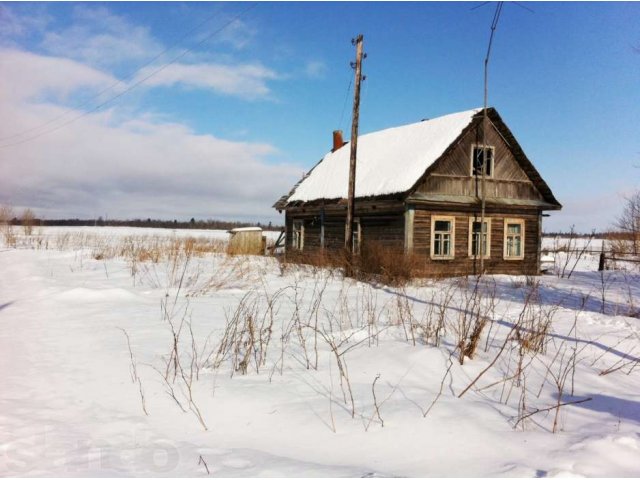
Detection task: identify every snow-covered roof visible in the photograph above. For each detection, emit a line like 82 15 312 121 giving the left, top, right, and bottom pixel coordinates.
287 108 481 203
228 227 262 233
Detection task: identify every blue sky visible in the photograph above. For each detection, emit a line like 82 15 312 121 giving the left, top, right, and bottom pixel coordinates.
0 2 638 231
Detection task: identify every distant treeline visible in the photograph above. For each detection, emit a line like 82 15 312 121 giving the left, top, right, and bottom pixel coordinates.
543 231 629 239
6 217 282 231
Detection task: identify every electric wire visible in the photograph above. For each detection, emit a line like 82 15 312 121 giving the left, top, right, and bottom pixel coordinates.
0 4 227 142
338 76 353 132
0 2 257 149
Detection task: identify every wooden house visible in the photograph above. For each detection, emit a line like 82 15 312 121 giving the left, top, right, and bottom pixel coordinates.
273 108 561 276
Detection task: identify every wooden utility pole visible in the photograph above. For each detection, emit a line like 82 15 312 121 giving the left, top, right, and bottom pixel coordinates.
345 34 364 272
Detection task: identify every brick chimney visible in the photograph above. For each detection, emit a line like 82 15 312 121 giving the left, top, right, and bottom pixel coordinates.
332 130 345 152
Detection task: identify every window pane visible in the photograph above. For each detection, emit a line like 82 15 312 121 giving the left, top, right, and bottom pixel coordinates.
435 220 451 232
473 148 483 175
434 233 451 256
505 222 523 258
472 233 488 255
472 221 488 233
507 223 521 234
473 147 492 176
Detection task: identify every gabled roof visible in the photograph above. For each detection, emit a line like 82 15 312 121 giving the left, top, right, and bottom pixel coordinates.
284 108 481 204
275 107 561 210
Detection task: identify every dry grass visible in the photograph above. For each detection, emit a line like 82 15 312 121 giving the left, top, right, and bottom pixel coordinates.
0 205 16 247
280 242 425 286
21 208 35 236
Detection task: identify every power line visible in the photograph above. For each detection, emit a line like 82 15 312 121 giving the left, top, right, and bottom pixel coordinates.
478 0 504 274
0 3 257 149
512 2 535 14
470 2 491 11
0 4 228 142
338 76 353 131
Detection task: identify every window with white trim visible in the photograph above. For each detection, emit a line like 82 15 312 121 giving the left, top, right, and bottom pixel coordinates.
504 219 524 259
431 216 455 259
469 218 491 258
292 220 304 250
471 145 494 177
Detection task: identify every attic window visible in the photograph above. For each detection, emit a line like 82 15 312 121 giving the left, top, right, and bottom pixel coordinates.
471 146 494 177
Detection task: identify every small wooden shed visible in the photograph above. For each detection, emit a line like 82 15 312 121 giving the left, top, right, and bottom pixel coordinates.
227 227 265 255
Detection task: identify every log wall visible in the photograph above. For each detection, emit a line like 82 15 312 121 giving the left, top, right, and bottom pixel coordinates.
412 207 541 276
285 201 405 254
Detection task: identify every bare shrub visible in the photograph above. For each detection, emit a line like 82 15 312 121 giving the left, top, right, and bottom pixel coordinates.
281 248 346 273
21 208 35 236
212 288 284 376
458 282 542 399
156 295 209 430
453 277 493 364
391 289 417 346
553 227 595 279
0 205 13 226
513 282 552 356
615 190 640 255
516 341 589 433
0 205 16 246
117 328 148 416
281 242 421 285
356 242 417 286
313 323 369 419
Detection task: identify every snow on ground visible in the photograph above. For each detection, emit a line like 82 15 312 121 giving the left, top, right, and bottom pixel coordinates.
1 227 639 477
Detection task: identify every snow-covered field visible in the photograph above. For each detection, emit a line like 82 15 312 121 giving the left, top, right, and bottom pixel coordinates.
1 226 639 477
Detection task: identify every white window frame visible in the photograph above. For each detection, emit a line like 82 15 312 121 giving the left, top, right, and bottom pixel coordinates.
468 217 491 258
470 144 495 178
292 219 304 250
431 215 455 260
504 218 525 260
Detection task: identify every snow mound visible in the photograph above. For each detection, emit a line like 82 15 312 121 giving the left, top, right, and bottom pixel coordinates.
56 287 138 303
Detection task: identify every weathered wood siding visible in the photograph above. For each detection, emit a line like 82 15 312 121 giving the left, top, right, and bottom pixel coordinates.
285 201 405 253
413 120 545 201
285 202 542 276
412 207 540 276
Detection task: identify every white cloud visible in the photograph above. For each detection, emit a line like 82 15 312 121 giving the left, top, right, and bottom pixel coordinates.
41 5 163 68
213 19 257 50
135 62 279 99
304 60 327 79
0 4 51 42
0 48 298 222
0 48 115 104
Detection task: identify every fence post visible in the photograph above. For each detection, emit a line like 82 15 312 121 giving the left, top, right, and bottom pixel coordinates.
598 241 606 271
